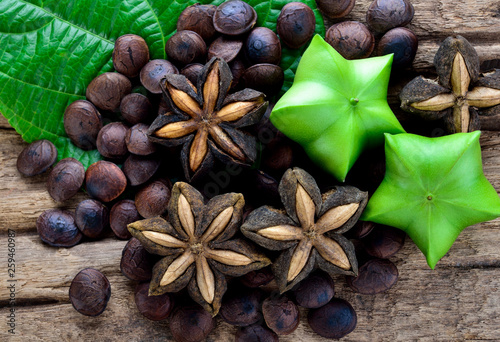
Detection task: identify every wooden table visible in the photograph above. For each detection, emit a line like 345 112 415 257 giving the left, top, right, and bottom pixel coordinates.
1 0 500 340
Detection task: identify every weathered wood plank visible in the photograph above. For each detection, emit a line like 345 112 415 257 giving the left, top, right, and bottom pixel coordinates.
0 115 11 129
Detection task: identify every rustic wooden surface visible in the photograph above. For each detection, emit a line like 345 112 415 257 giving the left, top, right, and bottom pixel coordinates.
2 0 500 341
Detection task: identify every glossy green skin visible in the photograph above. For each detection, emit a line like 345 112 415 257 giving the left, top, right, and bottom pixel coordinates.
362 131 500 269
270 35 405 181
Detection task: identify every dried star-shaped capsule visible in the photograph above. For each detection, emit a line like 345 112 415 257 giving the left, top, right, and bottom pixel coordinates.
128 182 270 315
242 168 367 293
400 35 500 133
148 57 268 181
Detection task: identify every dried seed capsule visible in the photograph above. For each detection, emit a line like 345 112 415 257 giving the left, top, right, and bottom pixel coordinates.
292 271 335 309
235 324 279 342
165 30 207 67
363 224 406 258
169 305 215 342
85 161 127 202
377 27 418 69
181 63 204 86
208 36 243 63
240 266 275 288
17 140 57 177
125 123 157 156
219 288 264 326
213 0 257 36
245 27 281 65
140 59 179 94
47 158 85 202
122 154 161 186
134 180 171 218
120 93 153 125
120 237 155 281
366 0 414 35
75 199 109 239
109 199 140 239
347 258 399 294
96 122 129 159
262 295 299 335
277 2 316 49
135 282 174 321
64 100 103 150
86 72 132 111
177 4 217 42
113 34 150 78
325 21 375 60
308 298 357 339
316 0 355 19
36 209 82 247
242 64 284 96
69 268 111 317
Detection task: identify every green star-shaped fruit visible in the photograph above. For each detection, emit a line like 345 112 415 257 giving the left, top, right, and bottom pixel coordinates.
362 131 500 268
270 35 405 182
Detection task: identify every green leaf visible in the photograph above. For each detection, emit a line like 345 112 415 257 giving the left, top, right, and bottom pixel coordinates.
0 0 324 168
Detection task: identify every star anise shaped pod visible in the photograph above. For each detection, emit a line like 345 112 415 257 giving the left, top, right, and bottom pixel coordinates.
148 57 268 181
241 168 367 293
400 35 500 133
128 182 270 315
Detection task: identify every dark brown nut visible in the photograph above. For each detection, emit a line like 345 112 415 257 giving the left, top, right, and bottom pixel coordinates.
135 282 174 321
64 100 103 150
86 72 132 111
347 220 375 239
36 209 82 247
120 93 153 125
213 0 257 36
47 158 85 202
169 305 215 342
134 180 171 218
363 224 406 258
240 266 275 288
69 268 111 317
262 295 299 335
85 161 127 202
165 30 207 67
17 140 58 177
377 27 418 69
120 237 155 281
292 271 335 309
208 36 243 63
245 27 282 65
180 63 204 86
316 0 355 19
219 289 264 327
122 154 161 186
277 2 316 49
113 34 150 78
109 199 140 239
242 64 284 96
140 59 179 94
229 58 246 90
125 123 157 155
235 324 279 342
325 21 375 60
347 258 398 294
96 122 129 159
177 4 217 41
366 0 414 35
308 298 357 339
74 199 109 239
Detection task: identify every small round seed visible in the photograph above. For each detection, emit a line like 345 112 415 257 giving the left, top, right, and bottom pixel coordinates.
135 282 174 321
85 161 127 202
177 4 217 41
113 34 150 78
213 0 257 36
308 298 357 339
347 258 399 294
74 199 109 239
86 72 131 111
140 59 179 94
366 0 414 35
135 180 171 218
245 27 282 65
122 154 161 186
165 30 207 67
125 123 157 156
47 158 85 202
69 268 111 316
109 199 140 240
293 271 335 309
120 237 155 281
169 305 215 342
17 140 58 177
277 2 316 49
64 100 102 150
36 209 82 247
120 93 153 125
325 21 375 60
96 122 129 159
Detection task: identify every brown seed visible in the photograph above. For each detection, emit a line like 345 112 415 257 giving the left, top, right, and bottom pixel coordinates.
245 27 282 65
377 27 418 69
120 237 155 281
316 0 355 19
17 140 58 177
213 0 257 36
140 59 179 94
347 220 375 239
242 64 284 96
96 122 129 159
86 72 132 111
219 288 264 326
277 2 316 49
235 324 279 342
135 282 174 321
165 30 207 67
85 161 127 202
308 298 357 339
181 63 204 86
122 154 161 186
208 36 243 63
125 123 157 155
239 266 275 288
47 158 85 202
262 295 299 335
120 93 153 125
366 0 414 35
64 100 103 150
347 258 398 294
135 180 171 218
74 199 109 239
36 209 82 247
325 21 375 60
169 305 215 342
177 4 217 41
110 199 140 239
69 268 111 317
113 34 150 78
293 271 335 308
229 58 246 90
363 224 406 258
